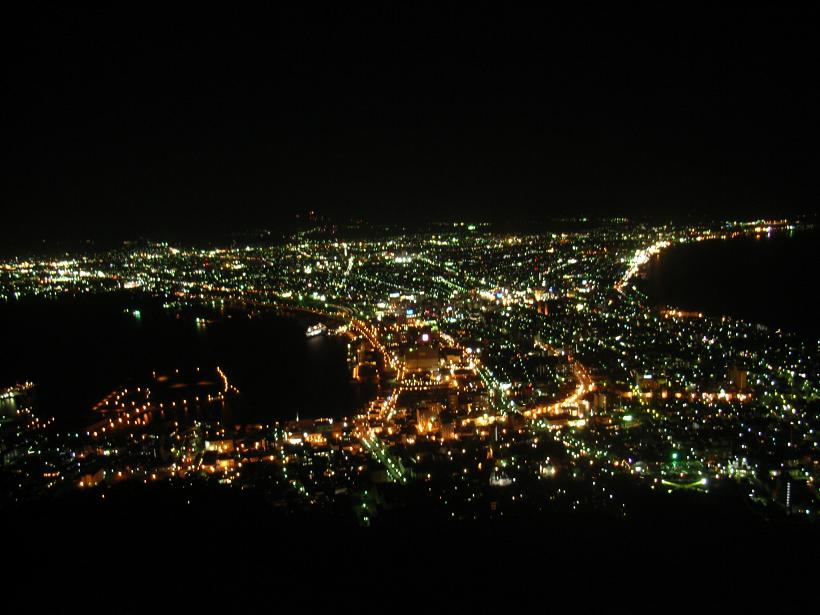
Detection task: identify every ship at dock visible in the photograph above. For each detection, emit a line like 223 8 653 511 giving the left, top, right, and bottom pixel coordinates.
306 322 327 337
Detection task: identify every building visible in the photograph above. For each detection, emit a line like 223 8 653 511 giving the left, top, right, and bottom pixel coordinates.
416 402 443 434
404 346 440 372
728 364 748 392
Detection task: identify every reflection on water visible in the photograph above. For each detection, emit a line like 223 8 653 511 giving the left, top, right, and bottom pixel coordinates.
641 230 819 341
0 293 371 427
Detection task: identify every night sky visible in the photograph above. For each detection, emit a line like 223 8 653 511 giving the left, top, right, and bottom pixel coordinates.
5 4 818 249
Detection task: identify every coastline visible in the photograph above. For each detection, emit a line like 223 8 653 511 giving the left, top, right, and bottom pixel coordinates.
638 227 819 341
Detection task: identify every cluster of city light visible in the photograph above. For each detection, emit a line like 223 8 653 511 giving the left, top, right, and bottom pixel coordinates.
1 217 817 521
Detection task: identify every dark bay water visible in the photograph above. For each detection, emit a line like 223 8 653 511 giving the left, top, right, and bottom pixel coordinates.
642 229 819 341
0 293 368 426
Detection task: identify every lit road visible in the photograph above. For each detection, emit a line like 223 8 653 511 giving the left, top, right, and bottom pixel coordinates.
359 431 408 484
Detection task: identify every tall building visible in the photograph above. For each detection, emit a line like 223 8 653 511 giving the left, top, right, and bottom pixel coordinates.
728 364 748 392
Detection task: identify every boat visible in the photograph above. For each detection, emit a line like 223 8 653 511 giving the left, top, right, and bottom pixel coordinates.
306 323 327 337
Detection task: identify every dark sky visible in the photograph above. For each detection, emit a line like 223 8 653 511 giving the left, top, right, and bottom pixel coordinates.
4 4 819 248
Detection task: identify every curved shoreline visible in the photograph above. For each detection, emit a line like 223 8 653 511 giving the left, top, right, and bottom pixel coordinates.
636 228 818 340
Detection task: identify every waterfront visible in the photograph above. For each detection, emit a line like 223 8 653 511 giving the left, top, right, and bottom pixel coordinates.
0 293 367 426
642 229 819 341
2 218 818 535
